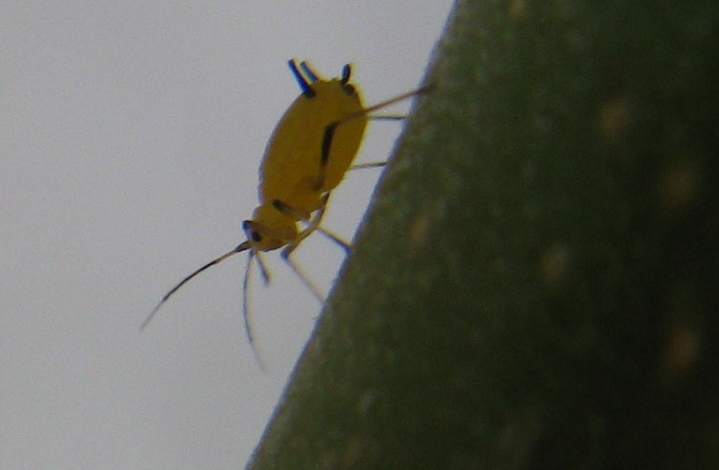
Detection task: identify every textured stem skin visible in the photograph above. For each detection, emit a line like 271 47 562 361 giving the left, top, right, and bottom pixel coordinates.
248 0 719 468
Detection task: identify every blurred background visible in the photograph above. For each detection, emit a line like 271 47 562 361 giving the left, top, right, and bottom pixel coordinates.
0 1 452 468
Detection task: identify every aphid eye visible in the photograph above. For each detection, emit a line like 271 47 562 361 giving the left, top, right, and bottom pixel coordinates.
241 220 262 242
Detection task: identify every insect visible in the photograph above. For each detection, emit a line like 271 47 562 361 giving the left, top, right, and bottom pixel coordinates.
142 59 428 366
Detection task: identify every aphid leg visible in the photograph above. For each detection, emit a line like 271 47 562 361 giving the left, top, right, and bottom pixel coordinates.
242 250 267 371
242 250 267 372
308 193 351 253
267 199 324 300
272 193 351 301
349 162 386 170
369 115 406 121
273 193 351 253
335 85 433 128
278 228 326 302
281 253 326 302
253 249 271 285
315 227 352 254
271 199 312 222
346 114 409 170
316 85 430 185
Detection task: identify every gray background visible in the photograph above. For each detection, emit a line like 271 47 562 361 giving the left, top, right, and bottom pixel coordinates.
1 1 451 468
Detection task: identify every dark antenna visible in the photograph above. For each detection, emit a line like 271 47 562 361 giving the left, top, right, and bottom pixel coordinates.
140 242 251 330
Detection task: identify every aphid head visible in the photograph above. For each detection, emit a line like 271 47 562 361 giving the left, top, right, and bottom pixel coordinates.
243 203 298 252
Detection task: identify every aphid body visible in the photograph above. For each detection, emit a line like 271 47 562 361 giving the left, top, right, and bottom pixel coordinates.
143 59 426 366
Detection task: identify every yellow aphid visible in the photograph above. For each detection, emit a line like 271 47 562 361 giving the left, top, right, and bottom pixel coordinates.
142 59 427 366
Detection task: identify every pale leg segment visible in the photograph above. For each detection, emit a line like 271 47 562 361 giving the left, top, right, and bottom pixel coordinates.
273 192 352 301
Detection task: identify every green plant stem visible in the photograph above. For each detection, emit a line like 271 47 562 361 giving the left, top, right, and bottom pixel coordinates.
248 0 719 468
